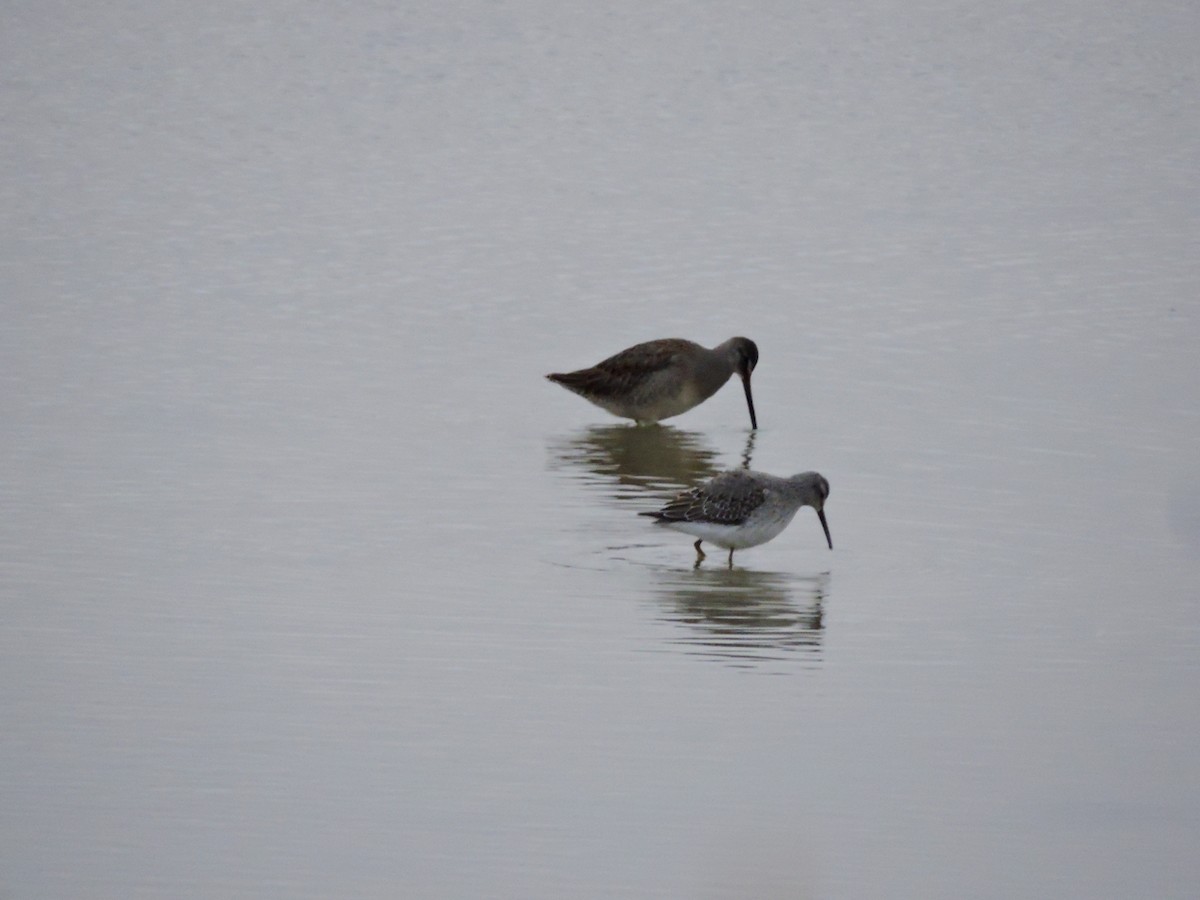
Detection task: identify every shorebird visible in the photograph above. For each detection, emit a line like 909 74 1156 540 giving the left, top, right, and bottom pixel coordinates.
546 337 759 428
640 469 831 567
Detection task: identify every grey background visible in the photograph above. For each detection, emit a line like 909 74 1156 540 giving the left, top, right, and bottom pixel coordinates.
3 1 1199 898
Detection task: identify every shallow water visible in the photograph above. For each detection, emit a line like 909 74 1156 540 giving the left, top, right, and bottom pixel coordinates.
3 1 1199 898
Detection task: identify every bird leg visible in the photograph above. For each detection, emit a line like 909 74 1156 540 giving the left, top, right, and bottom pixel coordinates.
727 549 735 569
693 539 706 564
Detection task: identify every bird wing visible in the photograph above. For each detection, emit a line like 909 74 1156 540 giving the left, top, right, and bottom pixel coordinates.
646 470 766 525
549 339 698 401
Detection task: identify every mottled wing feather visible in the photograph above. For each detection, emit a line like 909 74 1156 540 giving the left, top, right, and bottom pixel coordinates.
645 470 766 525
548 339 698 402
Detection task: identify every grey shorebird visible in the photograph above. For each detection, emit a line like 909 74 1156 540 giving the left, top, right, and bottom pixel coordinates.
640 470 831 567
547 337 759 428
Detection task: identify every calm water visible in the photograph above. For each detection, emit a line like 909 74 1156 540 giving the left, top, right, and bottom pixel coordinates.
3 1 1199 898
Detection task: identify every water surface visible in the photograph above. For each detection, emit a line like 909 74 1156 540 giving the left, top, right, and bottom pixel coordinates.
2 1 1199 898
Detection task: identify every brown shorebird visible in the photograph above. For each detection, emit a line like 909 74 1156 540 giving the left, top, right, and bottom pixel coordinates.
640 470 831 567
546 337 759 428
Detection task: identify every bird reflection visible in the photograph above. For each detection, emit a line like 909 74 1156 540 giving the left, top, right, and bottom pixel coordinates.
738 427 756 470
547 424 715 497
548 424 756 502
651 567 828 669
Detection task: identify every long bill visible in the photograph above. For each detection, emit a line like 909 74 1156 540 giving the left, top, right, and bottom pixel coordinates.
740 372 758 430
817 508 833 549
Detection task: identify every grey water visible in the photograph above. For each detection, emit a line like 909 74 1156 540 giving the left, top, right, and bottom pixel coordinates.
3 1 1199 898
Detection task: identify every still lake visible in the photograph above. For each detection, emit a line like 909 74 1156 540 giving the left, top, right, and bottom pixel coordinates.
3 1 1199 898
